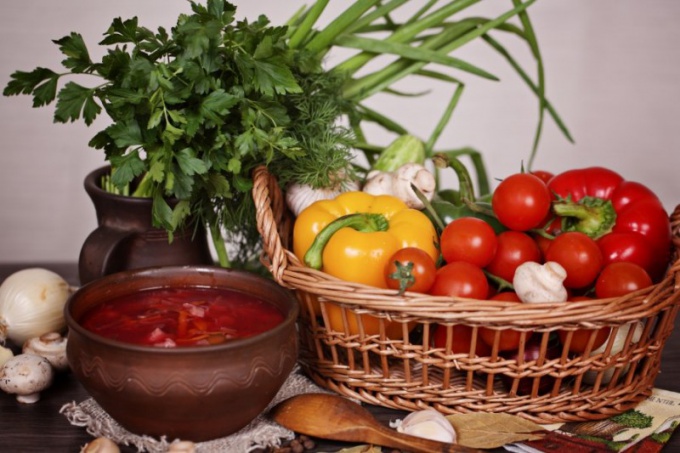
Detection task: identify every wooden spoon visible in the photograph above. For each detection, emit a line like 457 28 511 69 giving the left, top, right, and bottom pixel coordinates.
270 393 480 453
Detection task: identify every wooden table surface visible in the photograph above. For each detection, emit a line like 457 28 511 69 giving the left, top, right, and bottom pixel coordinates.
1 262 679 453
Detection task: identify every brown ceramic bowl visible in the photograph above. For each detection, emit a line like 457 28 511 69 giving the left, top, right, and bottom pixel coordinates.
65 266 299 442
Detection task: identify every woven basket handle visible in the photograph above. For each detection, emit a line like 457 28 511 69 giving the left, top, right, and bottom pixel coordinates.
671 204 680 290
252 165 292 285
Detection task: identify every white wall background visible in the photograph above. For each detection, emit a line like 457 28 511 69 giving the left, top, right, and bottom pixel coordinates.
1 1 679 263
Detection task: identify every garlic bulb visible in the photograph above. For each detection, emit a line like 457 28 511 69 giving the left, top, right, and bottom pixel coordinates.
394 409 457 443
286 179 359 217
513 261 568 303
363 163 436 209
583 321 644 385
0 268 72 345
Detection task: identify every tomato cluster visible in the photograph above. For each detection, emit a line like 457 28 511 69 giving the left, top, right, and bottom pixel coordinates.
383 166 671 357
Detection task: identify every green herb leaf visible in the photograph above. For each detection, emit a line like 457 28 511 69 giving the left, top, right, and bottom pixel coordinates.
199 89 238 124
106 119 143 148
110 150 145 187
54 82 99 124
99 17 141 45
176 148 208 176
3 68 58 102
53 33 93 73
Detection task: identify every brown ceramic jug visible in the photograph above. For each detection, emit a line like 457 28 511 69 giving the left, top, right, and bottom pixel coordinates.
78 166 214 285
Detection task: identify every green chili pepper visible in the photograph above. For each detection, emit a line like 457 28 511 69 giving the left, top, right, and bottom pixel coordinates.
422 154 506 234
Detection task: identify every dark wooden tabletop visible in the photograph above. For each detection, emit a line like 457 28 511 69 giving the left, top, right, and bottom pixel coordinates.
1 262 679 453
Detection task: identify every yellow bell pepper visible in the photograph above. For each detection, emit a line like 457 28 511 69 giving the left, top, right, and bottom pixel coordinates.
293 191 439 288
293 192 438 338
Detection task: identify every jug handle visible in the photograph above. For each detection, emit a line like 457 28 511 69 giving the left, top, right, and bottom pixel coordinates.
78 226 134 285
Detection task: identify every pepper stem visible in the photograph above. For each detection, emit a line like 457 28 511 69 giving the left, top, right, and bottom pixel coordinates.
304 213 389 270
552 196 617 239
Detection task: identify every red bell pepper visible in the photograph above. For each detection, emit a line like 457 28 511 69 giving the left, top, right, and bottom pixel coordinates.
547 167 671 281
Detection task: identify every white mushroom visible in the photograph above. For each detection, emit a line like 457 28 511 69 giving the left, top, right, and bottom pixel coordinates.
0 353 54 403
23 332 69 372
0 344 13 368
393 409 457 443
513 261 568 304
80 437 120 453
363 163 436 209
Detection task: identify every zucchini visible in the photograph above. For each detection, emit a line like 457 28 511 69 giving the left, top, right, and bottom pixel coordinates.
372 135 425 172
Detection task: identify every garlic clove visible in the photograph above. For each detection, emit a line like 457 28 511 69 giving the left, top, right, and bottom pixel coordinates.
23 332 69 372
80 437 120 453
395 409 457 444
167 440 196 452
0 344 13 368
0 353 54 403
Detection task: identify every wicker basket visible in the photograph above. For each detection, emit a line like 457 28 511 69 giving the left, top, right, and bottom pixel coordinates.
252 166 680 424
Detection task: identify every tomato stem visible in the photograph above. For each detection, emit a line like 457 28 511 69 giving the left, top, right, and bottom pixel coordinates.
484 270 514 292
304 213 389 270
387 261 416 296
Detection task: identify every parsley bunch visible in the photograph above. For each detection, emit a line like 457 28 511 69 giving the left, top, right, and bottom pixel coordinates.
5 1 356 266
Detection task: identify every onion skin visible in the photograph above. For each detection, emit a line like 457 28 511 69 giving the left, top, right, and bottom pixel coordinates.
0 268 71 345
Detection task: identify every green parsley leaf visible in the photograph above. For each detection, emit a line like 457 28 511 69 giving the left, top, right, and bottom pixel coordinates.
106 119 143 148
176 148 208 176
53 33 93 73
3 68 58 98
200 89 238 124
54 82 98 124
110 150 145 187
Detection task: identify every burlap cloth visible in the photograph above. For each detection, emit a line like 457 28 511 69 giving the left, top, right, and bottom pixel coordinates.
60 365 330 453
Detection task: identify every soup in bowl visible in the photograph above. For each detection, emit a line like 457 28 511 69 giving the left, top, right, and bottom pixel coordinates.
65 266 299 442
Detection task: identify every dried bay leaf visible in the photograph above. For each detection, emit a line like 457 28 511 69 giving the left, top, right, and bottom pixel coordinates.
446 413 546 449
330 446 382 453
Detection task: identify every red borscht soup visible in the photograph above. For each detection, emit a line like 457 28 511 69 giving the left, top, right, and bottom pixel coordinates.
80 287 285 347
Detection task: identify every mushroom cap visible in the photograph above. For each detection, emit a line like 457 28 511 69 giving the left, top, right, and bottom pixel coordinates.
22 332 69 372
0 353 54 402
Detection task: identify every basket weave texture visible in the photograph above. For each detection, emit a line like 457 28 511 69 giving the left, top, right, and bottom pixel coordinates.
252 166 680 423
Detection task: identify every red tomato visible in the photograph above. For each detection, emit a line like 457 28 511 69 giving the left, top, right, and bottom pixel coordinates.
534 234 553 260
545 232 603 289
492 173 551 231
479 292 532 351
595 262 653 298
432 324 491 356
557 296 611 353
440 217 498 268
384 247 437 294
485 231 542 283
429 261 489 299
531 170 554 185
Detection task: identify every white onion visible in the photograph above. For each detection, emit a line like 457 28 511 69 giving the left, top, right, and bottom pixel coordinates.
0 268 72 345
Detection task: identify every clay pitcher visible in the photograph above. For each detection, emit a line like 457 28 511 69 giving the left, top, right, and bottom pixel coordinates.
78 166 214 285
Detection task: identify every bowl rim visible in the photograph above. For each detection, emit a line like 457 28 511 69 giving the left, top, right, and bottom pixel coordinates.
65 265 299 354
